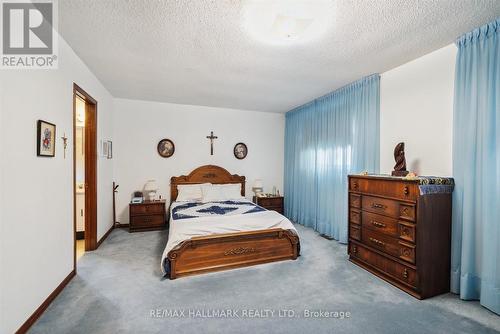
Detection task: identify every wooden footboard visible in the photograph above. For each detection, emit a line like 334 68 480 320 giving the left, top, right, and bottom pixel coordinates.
167 228 299 279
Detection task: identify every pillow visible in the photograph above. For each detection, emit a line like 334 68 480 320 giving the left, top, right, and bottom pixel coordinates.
201 183 244 202
201 185 225 203
220 183 244 200
176 183 211 202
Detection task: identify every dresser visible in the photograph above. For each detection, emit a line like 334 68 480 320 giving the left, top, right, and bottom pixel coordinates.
129 200 166 232
253 196 284 214
348 175 454 299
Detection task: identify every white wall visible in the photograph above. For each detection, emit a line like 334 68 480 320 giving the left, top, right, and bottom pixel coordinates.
113 99 284 224
0 38 114 333
380 44 456 176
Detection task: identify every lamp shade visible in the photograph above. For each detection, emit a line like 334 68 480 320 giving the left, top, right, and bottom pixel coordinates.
253 179 263 189
144 180 158 192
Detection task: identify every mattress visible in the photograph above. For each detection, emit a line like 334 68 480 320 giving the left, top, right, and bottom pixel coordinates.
161 199 298 274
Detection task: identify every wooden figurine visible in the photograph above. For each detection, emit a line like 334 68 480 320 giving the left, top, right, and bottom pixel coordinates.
392 142 409 176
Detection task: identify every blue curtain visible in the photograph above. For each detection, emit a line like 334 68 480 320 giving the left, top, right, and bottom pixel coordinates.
284 75 380 243
451 18 500 315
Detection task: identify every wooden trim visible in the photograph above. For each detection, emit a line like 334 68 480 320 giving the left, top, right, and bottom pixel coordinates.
168 228 299 279
74 83 97 104
73 92 77 272
349 257 422 299
96 224 114 248
85 99 97 251
15 270 76 334
73 83 98 253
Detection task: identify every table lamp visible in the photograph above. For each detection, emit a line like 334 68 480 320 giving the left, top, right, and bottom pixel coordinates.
144 179 158 201
252 179 263 196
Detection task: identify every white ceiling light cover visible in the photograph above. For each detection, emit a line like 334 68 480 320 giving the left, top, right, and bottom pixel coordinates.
243 0 334 44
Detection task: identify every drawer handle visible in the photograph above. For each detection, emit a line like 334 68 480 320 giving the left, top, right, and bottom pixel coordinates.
352 245 357 254
403 268 409 279
369 237 385 247
403 186 409 195
352 182 359 190
371 221 386 228
371 203 387 210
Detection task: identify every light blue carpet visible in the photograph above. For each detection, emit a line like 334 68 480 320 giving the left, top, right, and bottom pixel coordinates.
29 225 500 334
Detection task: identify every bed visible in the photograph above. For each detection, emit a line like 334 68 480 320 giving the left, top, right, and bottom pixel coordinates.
161 165 299 279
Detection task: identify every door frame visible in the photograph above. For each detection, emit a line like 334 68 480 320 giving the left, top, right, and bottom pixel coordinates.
73 83 98 269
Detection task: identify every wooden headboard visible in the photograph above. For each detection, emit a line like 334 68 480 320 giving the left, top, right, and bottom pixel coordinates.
170 165 246 203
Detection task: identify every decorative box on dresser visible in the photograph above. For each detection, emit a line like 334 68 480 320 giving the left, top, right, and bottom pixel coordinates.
129 200 167 232
348 174 454 299
253 196 284 214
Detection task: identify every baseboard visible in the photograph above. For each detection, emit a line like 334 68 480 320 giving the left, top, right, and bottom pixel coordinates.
15 225 113 333
96 224 114 248
15 270 76 334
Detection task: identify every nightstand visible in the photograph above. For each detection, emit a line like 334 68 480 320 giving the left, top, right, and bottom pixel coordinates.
253 196 284 214
129 200 166 232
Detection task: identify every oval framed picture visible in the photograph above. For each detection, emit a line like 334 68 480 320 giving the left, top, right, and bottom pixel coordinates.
233 142 248 160
157 139 175 158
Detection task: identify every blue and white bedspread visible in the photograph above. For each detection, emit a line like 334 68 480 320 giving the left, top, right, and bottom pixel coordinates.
172 200 265 220
161 199 298 274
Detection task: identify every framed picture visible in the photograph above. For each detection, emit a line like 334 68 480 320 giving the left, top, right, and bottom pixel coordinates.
233 142 248 160
106 140 113 159
100 140 109 157
157 138 175 158
37 120 56 157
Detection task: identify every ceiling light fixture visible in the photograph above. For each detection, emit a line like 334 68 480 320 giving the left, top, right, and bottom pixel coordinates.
242 0 333 45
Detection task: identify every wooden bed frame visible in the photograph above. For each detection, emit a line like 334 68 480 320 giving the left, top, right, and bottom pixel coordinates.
167 165 299 279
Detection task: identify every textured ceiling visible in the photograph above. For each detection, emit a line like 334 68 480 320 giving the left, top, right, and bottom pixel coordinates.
59 1 500 113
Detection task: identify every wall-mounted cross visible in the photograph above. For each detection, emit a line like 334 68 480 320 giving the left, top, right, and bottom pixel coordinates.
206 131 218 155
61 133 68 159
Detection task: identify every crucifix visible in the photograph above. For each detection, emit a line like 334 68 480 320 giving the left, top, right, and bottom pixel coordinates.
206 131 218 155
61 133 68 159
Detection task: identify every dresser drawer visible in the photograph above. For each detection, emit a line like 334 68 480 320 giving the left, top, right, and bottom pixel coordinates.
362 211 398 237
265 206 284 214
362 195 400 218
350 224 361 241
349 194 361 208
130 214 165 227
361 228 416 264
362 195 416 222
350 209 361 225
399 203 416 221
398 221 416 243
257 197 283 207
349 177 418 201
350 241 417 287
130 203 165 215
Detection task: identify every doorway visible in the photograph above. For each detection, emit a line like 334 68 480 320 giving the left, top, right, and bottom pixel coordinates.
73 84 98 267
